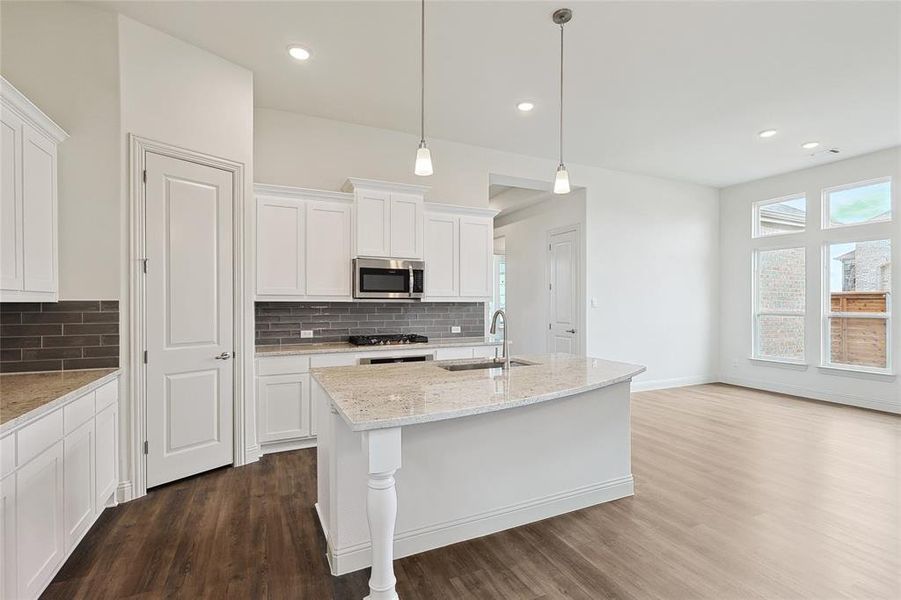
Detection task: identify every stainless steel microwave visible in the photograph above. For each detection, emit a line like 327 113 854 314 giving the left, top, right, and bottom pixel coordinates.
353 258 425 300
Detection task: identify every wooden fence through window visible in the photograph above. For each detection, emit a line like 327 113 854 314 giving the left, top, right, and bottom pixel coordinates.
830 292 888 368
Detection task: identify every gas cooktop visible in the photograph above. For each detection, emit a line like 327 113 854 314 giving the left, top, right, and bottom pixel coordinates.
348 334 429 346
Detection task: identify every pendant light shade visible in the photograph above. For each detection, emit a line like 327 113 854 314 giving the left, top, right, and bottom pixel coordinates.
552 8 572 194
415 141 433 176
413 0 434 177
554 164 571 194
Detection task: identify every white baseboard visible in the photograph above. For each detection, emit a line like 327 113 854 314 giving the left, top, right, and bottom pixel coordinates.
116 480 134 503
259 436 317 456
244 443 262 464
326 475 634 576
631 374 717 392
719 376 900 414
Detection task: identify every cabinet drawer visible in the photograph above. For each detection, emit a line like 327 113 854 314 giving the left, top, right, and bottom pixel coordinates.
257 355 310 376
64 391 95 435
310 353 358 368
17 410 63 467
94 380 118 412
0 433 14 478
435 347 474 360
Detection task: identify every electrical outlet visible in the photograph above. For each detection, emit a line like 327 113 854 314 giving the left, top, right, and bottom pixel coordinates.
451 326 461 334
301 330 314 338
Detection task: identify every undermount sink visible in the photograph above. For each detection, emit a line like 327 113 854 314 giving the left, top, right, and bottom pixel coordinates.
439 359 536 372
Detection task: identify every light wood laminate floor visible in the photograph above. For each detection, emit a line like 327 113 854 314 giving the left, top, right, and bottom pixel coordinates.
44 384 900 599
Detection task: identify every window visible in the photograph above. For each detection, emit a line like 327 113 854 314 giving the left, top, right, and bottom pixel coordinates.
825 240 892 371
753 194 806 237
753 247 806 361
823 178 892 229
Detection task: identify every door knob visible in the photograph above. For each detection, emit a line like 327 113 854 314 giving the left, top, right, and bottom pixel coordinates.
214 352 231 360
565 329 577 334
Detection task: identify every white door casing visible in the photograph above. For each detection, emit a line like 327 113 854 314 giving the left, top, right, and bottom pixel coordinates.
547 227 581 354
144 152 235 488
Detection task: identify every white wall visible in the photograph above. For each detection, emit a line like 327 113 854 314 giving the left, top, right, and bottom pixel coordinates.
1 1 120 299
494 191 587 356
117 14 257 491
255 108 721 388
719 147 900 413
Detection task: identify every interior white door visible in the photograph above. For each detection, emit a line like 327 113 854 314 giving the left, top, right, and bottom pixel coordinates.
145 152 234 488
547 228 580 354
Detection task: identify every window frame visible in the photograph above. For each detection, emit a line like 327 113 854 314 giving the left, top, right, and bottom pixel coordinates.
820 238 893 375
821 176 893 231
752 192 807 239
751 245 807 364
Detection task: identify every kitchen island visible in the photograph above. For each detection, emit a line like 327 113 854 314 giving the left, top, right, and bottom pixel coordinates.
312 353 645 600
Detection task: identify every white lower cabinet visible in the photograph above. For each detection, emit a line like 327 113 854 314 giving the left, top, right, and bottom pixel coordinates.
16 441 64 599
257 374 311 443
94 403 118 512
1 473 16 600
1 375 119 599
63 420 94 551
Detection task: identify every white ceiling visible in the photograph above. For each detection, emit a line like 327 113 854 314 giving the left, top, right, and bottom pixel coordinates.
94 1 900 187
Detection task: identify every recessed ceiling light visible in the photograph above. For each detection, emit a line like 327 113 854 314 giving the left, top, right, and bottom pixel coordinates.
801 141 820 149
758 129 778 138
517 101 535 112
287 46 310 61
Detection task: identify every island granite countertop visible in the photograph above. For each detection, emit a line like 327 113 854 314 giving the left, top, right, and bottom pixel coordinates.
312 354 645 431
256 336 501 357
1 368 120 434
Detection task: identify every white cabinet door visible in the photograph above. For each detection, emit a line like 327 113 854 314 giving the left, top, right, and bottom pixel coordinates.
16 441 64 599
63 420 94 551
21 124 56 294
355 190 390 257
94 403 118 511
424 214 458 297
257 374 311 443
389 193 423 259
0 109 23 291
435 347 474 360
0 473 15 600
306 201 352 296
459 217 493 297
256 197 305 296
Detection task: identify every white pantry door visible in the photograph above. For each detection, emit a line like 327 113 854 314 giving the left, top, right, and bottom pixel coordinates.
547 228 580 354
144 152 234 488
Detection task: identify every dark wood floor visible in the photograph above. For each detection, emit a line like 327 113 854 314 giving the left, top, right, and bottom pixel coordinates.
44 384 900 599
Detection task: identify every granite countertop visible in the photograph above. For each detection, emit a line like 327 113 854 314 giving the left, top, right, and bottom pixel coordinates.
312 354 646 431
256 336 502 357
0 369 119 433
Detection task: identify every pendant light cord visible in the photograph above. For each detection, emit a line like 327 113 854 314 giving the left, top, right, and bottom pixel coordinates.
420 0 426 144
559 22 564 166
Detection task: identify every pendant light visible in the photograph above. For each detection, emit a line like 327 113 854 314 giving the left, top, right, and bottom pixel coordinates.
414 0 433 176
552 8 572 194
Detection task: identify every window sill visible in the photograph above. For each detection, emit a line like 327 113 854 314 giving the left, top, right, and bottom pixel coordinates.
749 357 809 370
817 365 896 381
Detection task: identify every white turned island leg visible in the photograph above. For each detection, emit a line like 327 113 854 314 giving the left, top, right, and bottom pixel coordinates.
363 427 402 600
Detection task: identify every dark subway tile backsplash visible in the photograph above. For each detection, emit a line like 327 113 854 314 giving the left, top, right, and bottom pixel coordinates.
0 301 119 372
255 301 486 346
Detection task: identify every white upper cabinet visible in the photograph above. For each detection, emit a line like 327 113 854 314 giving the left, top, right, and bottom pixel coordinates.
424 204 497 300
354 189 391 257
254 184 353 301
256 196 305 297
389 193 423 259
306 200 351 296
343 178 427 259
424 212 459 297
0 77 67 303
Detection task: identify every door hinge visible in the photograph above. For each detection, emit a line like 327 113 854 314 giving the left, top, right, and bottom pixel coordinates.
143 441 149 455
142 169 147 183
143 350 148 364
548 323 552 330
549 283 552 290
142 258 149 274
548 243 552 251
